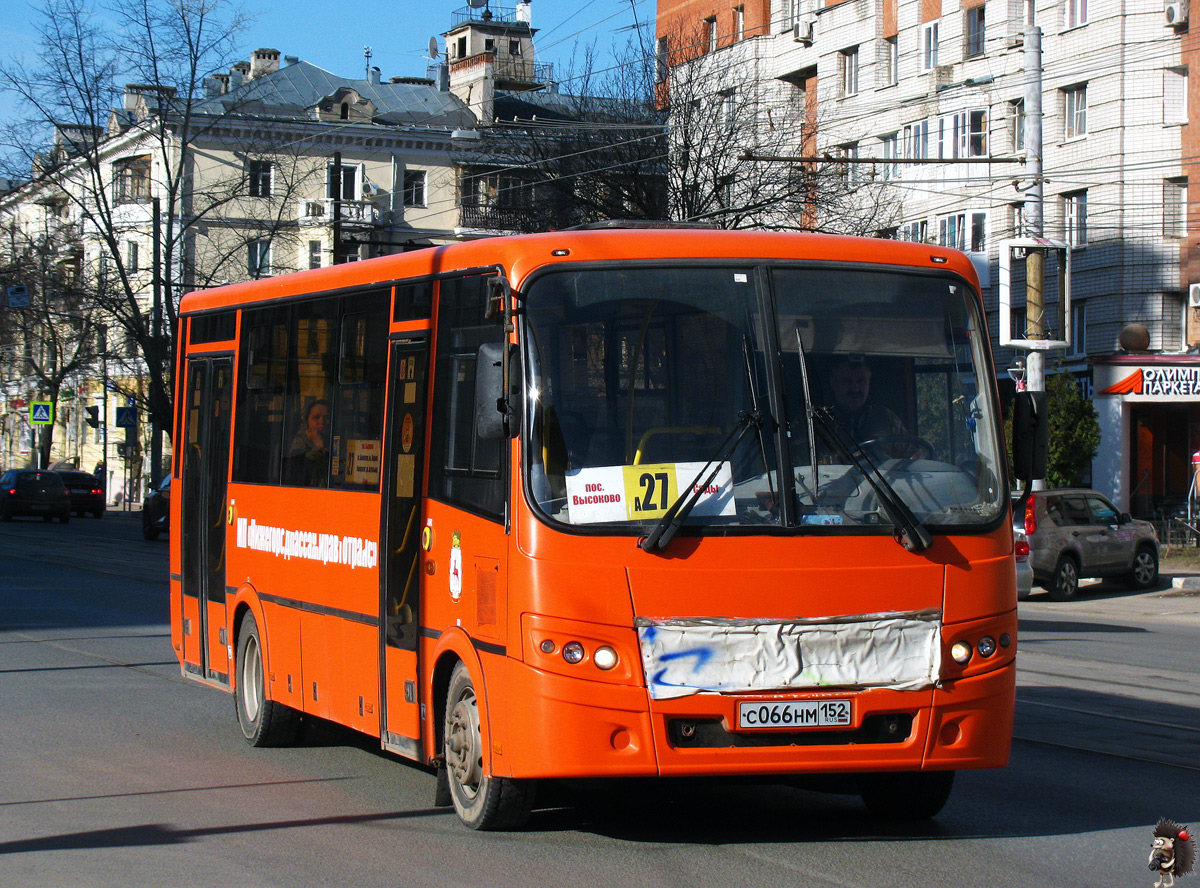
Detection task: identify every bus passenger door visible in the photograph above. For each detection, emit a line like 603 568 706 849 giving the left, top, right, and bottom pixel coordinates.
380 339 428 756
180 356 234 684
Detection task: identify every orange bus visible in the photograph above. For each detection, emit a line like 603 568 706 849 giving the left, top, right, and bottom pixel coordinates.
170 227 1029 830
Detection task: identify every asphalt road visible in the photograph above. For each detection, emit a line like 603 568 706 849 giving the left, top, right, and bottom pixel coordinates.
1 513 1198 887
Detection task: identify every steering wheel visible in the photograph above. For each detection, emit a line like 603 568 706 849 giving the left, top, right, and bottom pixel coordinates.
855 434 935 461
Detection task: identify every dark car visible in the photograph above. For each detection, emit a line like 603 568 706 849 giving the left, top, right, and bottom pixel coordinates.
142 476 170 540
1013 488 1159 600
55 470 106 518
0 469 72 523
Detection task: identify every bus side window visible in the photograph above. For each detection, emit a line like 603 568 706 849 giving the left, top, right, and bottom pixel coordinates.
428 274 506 521
233 307 289 484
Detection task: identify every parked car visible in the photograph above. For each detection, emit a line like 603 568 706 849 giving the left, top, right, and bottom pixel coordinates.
142 476 170 540
1014 527 1033 601
1013 489 1159 600
0 469 72 523
55 470 106 518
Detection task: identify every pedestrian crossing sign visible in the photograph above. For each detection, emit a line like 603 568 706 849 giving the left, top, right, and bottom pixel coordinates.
30 401 53 425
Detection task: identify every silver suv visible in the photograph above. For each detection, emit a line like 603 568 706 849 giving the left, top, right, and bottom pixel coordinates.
1013 489 1159 600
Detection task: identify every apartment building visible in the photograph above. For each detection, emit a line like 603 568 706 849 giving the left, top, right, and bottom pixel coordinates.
656 0 1200 516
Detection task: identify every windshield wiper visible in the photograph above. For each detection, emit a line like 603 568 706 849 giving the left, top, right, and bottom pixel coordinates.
811 409 933 553
639 409 763 554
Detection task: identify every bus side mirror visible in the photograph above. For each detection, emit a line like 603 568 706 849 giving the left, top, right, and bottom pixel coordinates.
1012 390 1048 483
475 342 521 440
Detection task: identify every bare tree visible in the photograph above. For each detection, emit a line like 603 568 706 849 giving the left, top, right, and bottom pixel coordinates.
0 0 315 468
659 22 902 234
472 39 668 232
0 212 103 467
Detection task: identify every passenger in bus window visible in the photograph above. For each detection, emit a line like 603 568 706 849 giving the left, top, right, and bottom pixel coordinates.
284 398 331 487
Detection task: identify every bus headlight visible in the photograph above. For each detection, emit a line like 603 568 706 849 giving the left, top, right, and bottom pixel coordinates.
562 641 585 664
593 646 618 670
976 635 997 658
950 641 973 664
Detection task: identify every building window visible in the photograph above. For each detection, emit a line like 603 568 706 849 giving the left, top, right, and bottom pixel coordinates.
113 155 152 205
403 169 427 207
719 89 738 129
308 240 322 270
1011 99 1026 152
705 16 717 52
1164 178 1187 237
327 162 359 200
1064 190 1087 246
1165 67 1188 124
884 36 899 86
126 241 139 273
938 213 966 250
1012 305 1027 340
1065 0 1087 28
970 211 988 252
247 239 272 277
841 46 860 96
965 5 986 57
248 160 273 197
921 21 939 72
901 219 928 242
656 37 669 83
734 5 744 41
1011 201 1026 237
836 142 860 185
1066 301 1087 357
1064 84 1087 139
880 132 900 179
903 120 930 159
509 40 521 56
940 109 988 158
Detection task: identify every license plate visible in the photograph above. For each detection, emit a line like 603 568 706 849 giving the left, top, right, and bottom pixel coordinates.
737 699 852 730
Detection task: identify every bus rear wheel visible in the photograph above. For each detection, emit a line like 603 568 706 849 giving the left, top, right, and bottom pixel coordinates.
443 662 534 830
234 614 300 747
858 771 954 819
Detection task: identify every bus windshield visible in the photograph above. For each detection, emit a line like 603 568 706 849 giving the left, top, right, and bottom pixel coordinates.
522 263 1005 534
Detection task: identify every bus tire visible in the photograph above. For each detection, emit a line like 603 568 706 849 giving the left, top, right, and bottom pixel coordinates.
235 614 300 747
443 661 534 830
859 770 954 820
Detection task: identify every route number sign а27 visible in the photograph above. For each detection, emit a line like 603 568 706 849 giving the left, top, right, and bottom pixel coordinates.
564 462 735 524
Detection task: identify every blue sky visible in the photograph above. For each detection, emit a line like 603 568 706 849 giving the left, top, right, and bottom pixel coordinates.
0 0 653 138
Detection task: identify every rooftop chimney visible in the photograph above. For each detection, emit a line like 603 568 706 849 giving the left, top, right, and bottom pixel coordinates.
249 48 280 80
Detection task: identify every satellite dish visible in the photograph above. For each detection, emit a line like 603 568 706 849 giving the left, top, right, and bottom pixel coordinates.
467 0 487 8
427 36 439 59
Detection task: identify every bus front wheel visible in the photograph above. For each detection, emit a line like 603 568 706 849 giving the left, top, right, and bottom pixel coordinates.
858 771 954 819
443 662 534 830
234 614 300 747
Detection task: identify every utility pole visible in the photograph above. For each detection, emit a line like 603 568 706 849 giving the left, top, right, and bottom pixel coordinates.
332 151 343 265
151 197 162 485
1023 7 1047 490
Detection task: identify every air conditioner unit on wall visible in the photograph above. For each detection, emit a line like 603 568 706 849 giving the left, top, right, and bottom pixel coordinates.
1189 283 1200 307
793 19 814 44
1166 0 1188 26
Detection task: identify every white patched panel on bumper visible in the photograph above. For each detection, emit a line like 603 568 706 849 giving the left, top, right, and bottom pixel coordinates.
636 610 942 700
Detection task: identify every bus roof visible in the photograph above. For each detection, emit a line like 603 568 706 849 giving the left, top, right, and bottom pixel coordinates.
178 229 980 315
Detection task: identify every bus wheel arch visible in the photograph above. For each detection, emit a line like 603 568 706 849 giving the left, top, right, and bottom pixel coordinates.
440 660 534 830
232 597 300 747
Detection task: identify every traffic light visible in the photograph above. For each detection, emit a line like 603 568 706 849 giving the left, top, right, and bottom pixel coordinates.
85 405 99 429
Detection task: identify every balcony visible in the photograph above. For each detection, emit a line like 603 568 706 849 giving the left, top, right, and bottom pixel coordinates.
298 199 380 228
457 202 541 234
448 52 553 89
